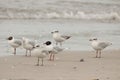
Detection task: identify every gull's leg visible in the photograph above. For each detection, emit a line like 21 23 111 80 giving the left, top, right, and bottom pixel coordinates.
14 48 16 55
41 58 44 66
29 50 31 56
36 57 40 66
52 54 55 61
25 50 28 56
49 53 52 61
99 50 101 58
96 50 98 58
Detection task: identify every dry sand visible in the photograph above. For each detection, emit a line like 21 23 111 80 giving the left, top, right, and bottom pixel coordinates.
0 50 120 80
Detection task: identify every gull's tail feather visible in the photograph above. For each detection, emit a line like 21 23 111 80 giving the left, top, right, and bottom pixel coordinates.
66 36 71 39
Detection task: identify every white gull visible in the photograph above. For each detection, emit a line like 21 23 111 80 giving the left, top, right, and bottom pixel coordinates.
22 37 35 56
32 44 49 66
51 30 71 46
43 41 64 61
7 36 22 55
89 38 112 58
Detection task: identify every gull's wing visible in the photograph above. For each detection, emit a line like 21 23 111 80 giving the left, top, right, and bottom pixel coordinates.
61 35 71 39
14 39 22 45
28 41 35 46
98 41 111 49
53 46 64 52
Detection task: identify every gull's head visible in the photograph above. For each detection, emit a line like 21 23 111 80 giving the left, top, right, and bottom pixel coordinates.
51 30 59 34
44 41 52 46
7 36 13 40
89 38 98 41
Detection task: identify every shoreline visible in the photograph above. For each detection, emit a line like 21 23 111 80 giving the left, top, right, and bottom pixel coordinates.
0 48 119 57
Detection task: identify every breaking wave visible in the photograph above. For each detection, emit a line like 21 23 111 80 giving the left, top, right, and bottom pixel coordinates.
0 9 120 21
0 0 120 22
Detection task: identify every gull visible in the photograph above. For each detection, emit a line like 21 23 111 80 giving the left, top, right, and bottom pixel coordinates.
43 41 64 61
22 37 35 56
89 38 112 58
32 45 49 66
7 36 22 55
51 30 71 46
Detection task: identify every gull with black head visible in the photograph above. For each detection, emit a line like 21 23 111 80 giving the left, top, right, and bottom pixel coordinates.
7 36 22 55
44 41 64 61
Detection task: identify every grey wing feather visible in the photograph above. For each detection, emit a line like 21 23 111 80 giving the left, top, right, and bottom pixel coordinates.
14 40 22 45
53 46 64 52
61 35 71 39
41 49 49 54
98 42 108 48
28 41 35 46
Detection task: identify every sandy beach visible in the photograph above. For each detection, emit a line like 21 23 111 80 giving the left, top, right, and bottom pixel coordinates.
0 50 120 80
0 0 120 80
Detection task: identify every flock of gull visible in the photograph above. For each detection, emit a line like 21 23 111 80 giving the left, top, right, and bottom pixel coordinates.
7 30 112 66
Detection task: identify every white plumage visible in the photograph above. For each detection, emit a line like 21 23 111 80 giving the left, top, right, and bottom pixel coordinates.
43 41 64 61
32 45 49 66
22 37 35 56
51 31 71 46
89 38 112 58
7 36 22 55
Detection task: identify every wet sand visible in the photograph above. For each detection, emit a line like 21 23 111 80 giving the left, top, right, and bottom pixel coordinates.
0 50 120 80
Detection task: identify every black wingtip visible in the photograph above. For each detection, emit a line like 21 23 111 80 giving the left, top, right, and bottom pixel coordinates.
66 36 71 39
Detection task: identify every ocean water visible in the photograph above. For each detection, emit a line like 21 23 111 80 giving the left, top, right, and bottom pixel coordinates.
0 20 120 56
0 0 120 56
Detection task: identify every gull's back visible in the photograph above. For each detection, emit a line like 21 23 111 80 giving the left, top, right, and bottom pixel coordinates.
92 40 112 50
